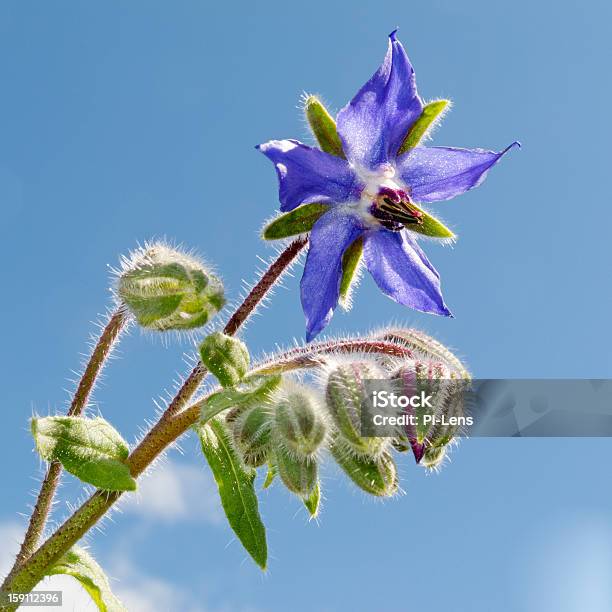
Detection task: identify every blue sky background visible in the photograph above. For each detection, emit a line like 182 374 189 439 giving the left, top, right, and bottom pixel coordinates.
1 1 612 611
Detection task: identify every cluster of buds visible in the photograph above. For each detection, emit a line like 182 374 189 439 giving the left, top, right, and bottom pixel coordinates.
221 328 469 506
226 381 329 503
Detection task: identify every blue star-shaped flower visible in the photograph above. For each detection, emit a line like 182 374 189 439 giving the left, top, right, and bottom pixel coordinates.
258 31 518 341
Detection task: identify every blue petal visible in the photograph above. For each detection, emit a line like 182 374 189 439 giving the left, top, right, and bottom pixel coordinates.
398 142 520 203
256 139 362 212
363 229 451 316
336 31 423 171
300 209 365 341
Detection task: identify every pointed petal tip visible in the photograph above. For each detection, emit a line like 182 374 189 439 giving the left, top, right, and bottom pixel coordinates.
503 141 522 154
389 28 399 41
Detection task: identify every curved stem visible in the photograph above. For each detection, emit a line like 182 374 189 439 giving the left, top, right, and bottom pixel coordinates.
1 239 307 601
1 336 411 599
162 237 307 419
5 308 127 587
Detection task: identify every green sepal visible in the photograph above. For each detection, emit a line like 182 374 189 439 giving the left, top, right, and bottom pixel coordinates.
304 95 345 157
31 416 136 492
263 461 277 489
331 441 398 497
199 332 250 388
338 237 363 309
398 99 450 155
303 480 321 519
409 203 455 239
274 445 317 498
194 417 267 569
47 547 126 612
201 374 282 422
262 203 328 240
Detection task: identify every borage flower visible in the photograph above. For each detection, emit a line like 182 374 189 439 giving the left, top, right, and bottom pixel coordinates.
258 31 518 341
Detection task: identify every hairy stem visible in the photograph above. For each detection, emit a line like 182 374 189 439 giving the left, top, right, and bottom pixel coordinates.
162 237 307 419
1 337 411 601
1 239 307 601
4 308 127 588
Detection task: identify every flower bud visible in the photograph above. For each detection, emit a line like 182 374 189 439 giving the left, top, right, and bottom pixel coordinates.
274 445 317 498
377 328 469 378
273 384 327 458
392 360 468 464
228 405 272 468
325 362 386 456
331 440 398 497
118 244 224 331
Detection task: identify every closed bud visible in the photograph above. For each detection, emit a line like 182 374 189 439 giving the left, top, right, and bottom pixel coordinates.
273 383 327 458
392 360 468 464
274 445 317 498
331 440 398 497
377 328 469 379
325 362 386 456
118 244 224 331
228 405 272 468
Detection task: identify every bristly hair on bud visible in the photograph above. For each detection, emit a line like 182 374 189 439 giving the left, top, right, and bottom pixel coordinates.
271 380 329 460
114 241 225 333
323 360 389 458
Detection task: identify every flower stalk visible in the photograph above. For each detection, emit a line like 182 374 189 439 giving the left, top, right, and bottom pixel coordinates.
0 239 308 602
6 308 128 582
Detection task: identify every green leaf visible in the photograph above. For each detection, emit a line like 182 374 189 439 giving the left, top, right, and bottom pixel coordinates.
409 203 455 239
338 237 363 309
195 418 267 569
262 203 328 241
303 480 321 519
31 416 136 492
262 462 277 489
201 374 282 422
304 95 345 157
199 332 250 388
398 99 450 155
47 547 126 612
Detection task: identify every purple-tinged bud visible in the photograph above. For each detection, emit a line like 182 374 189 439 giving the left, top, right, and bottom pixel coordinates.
392 360 467 464
325 362 386 457
376 328 469 379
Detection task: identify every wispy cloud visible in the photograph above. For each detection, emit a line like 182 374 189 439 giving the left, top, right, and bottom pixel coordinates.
109 554 207 612
120 458 223 525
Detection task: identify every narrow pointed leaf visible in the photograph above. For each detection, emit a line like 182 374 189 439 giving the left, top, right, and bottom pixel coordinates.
304 95 345 157
47 547 126 612
398 99 450 155
31 416 136 491
338 237 363 309
195 418 267 569
303 480 321 519
262 203 328 240
199 332 250 388
408 203 455 239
